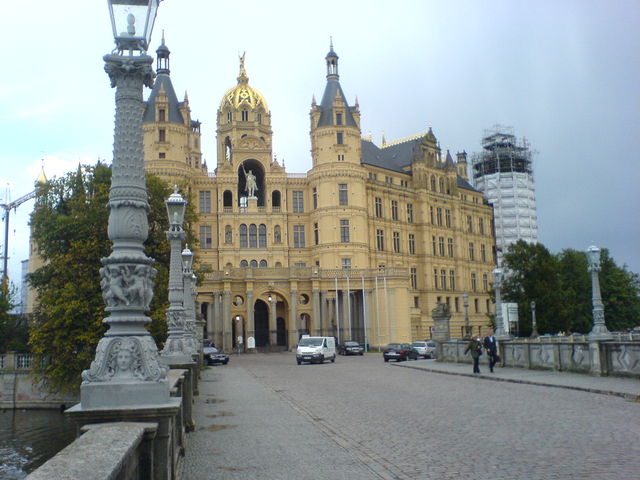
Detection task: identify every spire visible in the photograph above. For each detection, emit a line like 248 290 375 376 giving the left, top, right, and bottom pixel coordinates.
325 38 339 79
36 160 48 186
156 31 171 75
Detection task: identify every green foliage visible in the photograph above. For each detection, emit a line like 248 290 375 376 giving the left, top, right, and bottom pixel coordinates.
0 285 29 352
28 163 196 393
502 241 640 335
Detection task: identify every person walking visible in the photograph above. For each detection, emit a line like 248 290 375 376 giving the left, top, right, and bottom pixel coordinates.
464 337 483 374
484 331 499 373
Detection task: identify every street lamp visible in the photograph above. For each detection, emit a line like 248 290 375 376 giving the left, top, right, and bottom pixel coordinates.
181 245 197 356
493 267 510 339
462 293 471 339
530 300 539 338
79 0 166 409
586 245 612 340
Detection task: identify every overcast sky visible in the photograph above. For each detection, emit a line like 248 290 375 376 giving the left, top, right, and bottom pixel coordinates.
1 0 639 292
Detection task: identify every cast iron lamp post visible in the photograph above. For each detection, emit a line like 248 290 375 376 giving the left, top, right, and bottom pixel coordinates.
79 0 166 409
493 267 510 339
182 245 198 356
161 188 193 363
462 293 471 339
530 300 539 338
586 245 612 340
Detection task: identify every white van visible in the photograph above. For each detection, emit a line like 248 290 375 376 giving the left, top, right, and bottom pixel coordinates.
296 336 336 365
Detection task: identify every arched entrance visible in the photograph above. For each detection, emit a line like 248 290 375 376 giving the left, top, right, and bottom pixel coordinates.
276 317 287 346
254 300 269 347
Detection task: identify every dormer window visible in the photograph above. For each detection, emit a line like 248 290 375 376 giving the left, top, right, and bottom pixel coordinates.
159 129 166 142
257 113 262 123
241 110 249 121
337 132 343 145
159 109 165 122
336 113 343 125
227 111 232 123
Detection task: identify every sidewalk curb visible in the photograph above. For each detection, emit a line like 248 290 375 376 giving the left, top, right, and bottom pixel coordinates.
394 363 640 402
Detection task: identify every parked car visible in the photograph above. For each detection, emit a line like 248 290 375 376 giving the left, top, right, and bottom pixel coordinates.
411 340 437 359
338 341 364 356
203 340 230 365
383 343 418 362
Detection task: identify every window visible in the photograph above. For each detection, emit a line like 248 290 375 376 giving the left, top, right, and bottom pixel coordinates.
199 225 212 249
432 236 437 255
259 224 267 248
241 110 248 121
441 269 447 290
391 200 398 220
199 190 211 214
257 113 262 123
447 238 454 257
393 231 400 253
240 260 248 268
414 296 420 308
293 225 306 248
474 298 479 313
249 224 257 248
159 129 166 142
385 176 393 184
430 175 436 191
159 109 165 122
469 242 475 261
481 244 487 262
260 259 267 268
369 172 377 181
376 229 385 251
467 215 473 233
408 234 416 254
292 191 304 213
430 206 435 224
250 260 258 268
340 220 350 243
471 273 477 292
375 197 383 217
336 113 343 125
407 203 413 223
449 270 456 290
486 299 491 313
337 132 343 144
439 178 445 193
479 218 485 235
434 268 439 289
314 222 319 245
436 208 443 226
313 188 318 209
455 297 460 312
342 258 351 269
239 224 247 248
337 154 345 161
338 184 348 206
410 268 417 289
158 152 165 159
227 111 232 123
438 237 445 256
483 273 488 292
445 209 451 228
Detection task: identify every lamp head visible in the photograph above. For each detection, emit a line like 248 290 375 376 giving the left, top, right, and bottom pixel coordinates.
586 245 601 272
181 244 193 272
165 186 186 230
108 0 162 53
493 267 503 285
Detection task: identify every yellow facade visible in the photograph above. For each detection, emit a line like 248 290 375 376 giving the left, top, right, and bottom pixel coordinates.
143 44 497 352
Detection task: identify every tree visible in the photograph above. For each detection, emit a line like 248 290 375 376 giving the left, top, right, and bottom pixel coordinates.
28 162 196 393
0 284 29 352
598 249 640 331
556 249 592 333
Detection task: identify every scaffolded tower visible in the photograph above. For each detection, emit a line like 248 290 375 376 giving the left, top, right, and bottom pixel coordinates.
472 126 537 260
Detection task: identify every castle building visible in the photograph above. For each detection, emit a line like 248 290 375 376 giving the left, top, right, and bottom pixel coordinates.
143 41 497 352
471 126 537 261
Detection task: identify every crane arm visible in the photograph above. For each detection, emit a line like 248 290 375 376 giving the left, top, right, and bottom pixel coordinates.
1 189 37 212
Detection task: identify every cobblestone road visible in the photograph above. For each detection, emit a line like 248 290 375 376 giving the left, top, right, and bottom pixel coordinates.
185 353 640 479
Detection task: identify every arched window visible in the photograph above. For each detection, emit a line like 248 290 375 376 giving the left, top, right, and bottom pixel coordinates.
240 260 248 268
223 190 233 207
250 259 258 268
259 224 267 248
249 224 258 248
272 190 281 208
439 177 445 193
259 259 267 268
240 224 248 248
430 175 436 191
275 261 282 268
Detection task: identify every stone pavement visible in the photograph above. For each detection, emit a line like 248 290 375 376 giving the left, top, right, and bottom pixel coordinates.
396 360 640 400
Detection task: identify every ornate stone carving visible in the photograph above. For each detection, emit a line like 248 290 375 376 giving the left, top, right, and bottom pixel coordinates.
100 264 156 310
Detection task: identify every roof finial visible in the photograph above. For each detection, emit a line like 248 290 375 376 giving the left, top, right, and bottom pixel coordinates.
330 36 334 52
238 51 248 84
161 29 165 46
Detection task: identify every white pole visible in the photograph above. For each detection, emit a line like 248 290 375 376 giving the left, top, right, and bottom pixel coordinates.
362 275 368 351
335 276 340 344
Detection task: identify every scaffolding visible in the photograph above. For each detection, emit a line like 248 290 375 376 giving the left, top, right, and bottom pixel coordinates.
472 126 537 257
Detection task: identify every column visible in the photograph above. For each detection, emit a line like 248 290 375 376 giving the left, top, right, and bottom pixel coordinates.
289 290 298 348
246 290 255 349
269 297 277 346
312 289 321 336
222 290 232 352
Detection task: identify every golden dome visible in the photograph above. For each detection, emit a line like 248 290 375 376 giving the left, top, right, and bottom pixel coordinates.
219 54 269 112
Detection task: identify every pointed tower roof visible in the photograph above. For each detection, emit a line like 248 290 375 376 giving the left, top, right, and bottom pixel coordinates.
444 150 456 170
36 162 48 185
143 36 184 124
316 42 357 128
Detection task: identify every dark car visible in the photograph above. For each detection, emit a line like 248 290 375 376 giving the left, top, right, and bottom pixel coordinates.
203 340 229 366
338 341 364 356
383 343 418 362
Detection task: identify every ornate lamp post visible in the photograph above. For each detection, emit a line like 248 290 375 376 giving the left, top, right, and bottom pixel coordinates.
161 188 193 363
462 292 471 339
493 267 510 339
181 245 197 356
586 245 612 340
79 0 166 409
530 300 539 338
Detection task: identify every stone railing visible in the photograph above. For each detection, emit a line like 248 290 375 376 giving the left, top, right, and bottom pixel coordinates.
26 366 196 480
438 336 640 378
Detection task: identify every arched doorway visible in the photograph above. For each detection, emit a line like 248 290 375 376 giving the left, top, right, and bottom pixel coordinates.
277 317 287 346
237 159 265 206
254 300 269 347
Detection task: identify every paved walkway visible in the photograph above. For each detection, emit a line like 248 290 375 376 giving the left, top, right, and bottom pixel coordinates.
397 359 640 400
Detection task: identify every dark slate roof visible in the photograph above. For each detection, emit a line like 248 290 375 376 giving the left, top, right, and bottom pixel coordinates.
361 137 481 193
143 73 184 124
317 78 357 127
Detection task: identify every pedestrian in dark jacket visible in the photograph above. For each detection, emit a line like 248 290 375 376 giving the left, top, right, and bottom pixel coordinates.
484 331 499 373
464 337 483 373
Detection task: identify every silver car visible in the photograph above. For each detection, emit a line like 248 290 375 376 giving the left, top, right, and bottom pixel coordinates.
411 341 436 359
